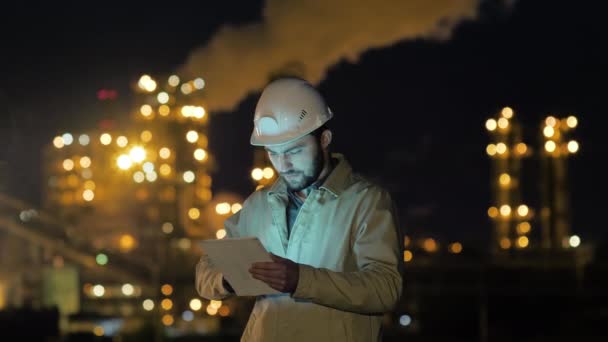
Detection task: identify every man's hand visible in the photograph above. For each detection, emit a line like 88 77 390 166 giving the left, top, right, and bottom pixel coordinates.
249 253 300 293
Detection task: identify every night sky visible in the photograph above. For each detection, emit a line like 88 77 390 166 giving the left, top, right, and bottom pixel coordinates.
1 0 606 247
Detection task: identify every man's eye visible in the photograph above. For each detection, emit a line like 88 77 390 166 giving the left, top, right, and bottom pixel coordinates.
289 149 301 155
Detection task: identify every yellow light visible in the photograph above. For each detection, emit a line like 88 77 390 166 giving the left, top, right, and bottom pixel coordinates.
157 92 169 104
186 130 199 143
113 136 126 148
219 306 230 317
496 143 507 155
499 205 511 217
133 171 145 183
181 106 194 117
215 202 231 215
161 299 173 310
423 238 438 253
517 205 529 217
486 144 497 156
53 136 64 148
545 116 557 127
119 234 136 251
485 119 497 131
79 134 90 146
216 229 227 239
140 104 153 117
517 222 531 234
181 83 193 95
189 298 202 311
183 171 195 183
121 283 134 296
83 190 95 202
142 162 154 173
188 208 200 220
516 143 527 155
62 133 73 145
501 107 514 118
140 130 152 143
144 80 157 92
161 284 173 296
193 106 206 119
517 236 529 248
93 326 104 337
117 154 132 170
168 75 180 87
449 242 463 254
138 75 151 90
231 203 242 213
566 116 578 128
404 250 413 262
145 171 157 182
159 147 171 159
263 167 274 179
84 180 95 190
159 164 171 176
487 206 499 218
206 305 218 316
497 118 509 129
569 235 581 248
567 140 579 153
499 238 511 249
194 78 205 89
545 141 556 153
194 148 207 161
100 133 112 145
499 173 511 186
543 126 555 138
404 236 411 247
80 156 91 168
159 104 171 116
162 314 174 326
210 300 222 309
92 284 105 297
251 168 263 181
142 299 155 311
129 146 146 163
63 159 74 171
162 222 174 234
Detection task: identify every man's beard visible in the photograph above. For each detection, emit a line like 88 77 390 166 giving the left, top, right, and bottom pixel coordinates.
285 148 325 192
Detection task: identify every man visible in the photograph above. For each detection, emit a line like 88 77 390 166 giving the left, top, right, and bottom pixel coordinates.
196 77 403 341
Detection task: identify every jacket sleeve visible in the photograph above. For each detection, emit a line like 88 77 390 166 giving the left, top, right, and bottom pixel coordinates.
292 189 404 314
195 208 242 300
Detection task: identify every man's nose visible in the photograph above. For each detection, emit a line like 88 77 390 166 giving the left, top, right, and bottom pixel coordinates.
276 154 292 172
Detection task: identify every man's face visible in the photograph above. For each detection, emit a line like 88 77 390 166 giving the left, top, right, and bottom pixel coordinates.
265 134 324 192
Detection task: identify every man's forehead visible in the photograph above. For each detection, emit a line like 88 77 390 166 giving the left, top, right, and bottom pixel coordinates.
265 135 313 153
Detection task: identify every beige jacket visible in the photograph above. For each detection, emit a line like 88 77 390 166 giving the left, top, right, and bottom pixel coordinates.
196 154 404 341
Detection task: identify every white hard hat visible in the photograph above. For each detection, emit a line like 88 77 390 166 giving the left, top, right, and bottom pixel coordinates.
250 78 333 146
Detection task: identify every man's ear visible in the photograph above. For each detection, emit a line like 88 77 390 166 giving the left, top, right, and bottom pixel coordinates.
320 129 332 150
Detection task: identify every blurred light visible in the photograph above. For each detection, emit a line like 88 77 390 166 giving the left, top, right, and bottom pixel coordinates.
449 242 463 254
133 171 145 183
129 146 146 163
159 147 171 159
567 140 579 153
215 202 231 215
189 298 202 311
500 205 511 217
100 133 112 145
497 118 509 129
256 185 264 191
188 208 200 220
82 169 92 179
517 222 531 234
83 189 95 202
186 130 199 143
193 106 206 119
62 133 74 145
140 130 153 142
181 106 194 117
517 236 529 248
80 156 91 168
219 306 231 317
93 326 104 337
162 222 174 234
404 236 411 247
161 298 173 310
251 168 263 181
168 75 180 87
122 284 134 296
140 104 153 117
79 134 90 146
496 143 507 155
84 180 96 190
183 171 195 183
53 136 64 148
263 167 274 179
545 116 557 127
178 238 191 250
499 173 511 186
566 116 578 128
93 284 105 297
159 164 171 176
206 305 218 316
499 238 511 249
194 148 207 161
63 159 74 171
143 162 154 173
120 234 136 252
117 154 132 170
543 126 555 138
145 171 157 182
194 78 205 89
157 92 169 104
216 229 227 239
569 235 581 248
423 238 438 253
485 119 497 131
545 141 556 153
182 310 194 321
231 203 242 213
116 136 128 147
162 314 174 326
516 143 527 155
181 83 193 94
486 144 497 156
501 107 514 118
210 300 222 309
404 250 413 262
399 315 412 327
161 284 173 296
142 299 154 311
517 205 529 217
96 253 108 265
159 104 170 116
